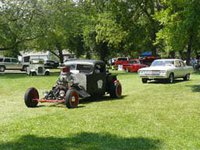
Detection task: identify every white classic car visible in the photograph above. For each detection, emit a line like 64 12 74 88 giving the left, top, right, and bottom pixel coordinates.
27 59 50 76
138 59 193 83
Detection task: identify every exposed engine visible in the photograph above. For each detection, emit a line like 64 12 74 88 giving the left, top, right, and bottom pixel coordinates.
44 67 74 100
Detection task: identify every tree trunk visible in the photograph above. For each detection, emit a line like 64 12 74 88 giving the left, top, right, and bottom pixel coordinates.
56 43 64 63
186 34 193 65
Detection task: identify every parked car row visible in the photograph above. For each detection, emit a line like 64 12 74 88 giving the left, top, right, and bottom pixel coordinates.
0 57 59 75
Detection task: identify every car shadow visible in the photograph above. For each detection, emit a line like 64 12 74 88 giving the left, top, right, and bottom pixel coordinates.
0 132 162 150
147 79 186 84
80 95 127 104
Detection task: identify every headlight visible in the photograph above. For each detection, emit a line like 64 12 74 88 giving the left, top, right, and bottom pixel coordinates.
160 70 167 76
139 70 146 75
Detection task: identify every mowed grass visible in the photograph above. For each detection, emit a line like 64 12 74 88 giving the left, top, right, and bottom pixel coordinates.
0 71 200 150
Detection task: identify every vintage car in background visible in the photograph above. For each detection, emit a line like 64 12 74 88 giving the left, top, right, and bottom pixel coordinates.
113 57 129 70
44 60 59 69
26 59 50 76
123 59 148 72
24 60 122 108
138 59 193 83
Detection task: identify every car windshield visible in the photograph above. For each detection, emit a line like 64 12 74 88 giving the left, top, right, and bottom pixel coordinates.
117 58 128 61
76 64 93 73
68 64 93 74
151 60 174 67
129 60 139 64
0 58 3 62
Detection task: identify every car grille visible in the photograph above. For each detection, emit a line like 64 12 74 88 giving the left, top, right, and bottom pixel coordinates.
146 70 160 75
38 67 43 73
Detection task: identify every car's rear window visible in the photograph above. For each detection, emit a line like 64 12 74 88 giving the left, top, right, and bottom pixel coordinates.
0 58 3 62
117 58 128 61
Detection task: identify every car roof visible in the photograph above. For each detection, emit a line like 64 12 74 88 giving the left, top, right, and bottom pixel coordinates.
64 59 105 65
0 57 17 59
154 59 182 61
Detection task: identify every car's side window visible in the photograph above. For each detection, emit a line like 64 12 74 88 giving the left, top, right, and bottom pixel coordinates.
95 64 105 74
4 58 11 62
175 61 181 67
11 59 18 63
180 61 185 67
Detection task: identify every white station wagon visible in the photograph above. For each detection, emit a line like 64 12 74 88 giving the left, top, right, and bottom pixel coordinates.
138 59 193 83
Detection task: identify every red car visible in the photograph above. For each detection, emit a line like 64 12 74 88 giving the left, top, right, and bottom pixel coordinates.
123 59 148 72
113 57 129 70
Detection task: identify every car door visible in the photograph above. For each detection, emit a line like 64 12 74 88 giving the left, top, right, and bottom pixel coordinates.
179 61 186 77
11 58 21 70
174 60 183 77
4 58 12 69
92 63 106 95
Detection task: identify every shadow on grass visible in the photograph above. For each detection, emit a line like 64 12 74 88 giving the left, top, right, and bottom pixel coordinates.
81 95 127 104
147 79 186 84
186 84 200 92
0 132 162 150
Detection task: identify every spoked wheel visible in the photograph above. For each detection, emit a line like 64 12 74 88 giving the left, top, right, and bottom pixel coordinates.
110 81 122 98
65 89 79 108
183 74 190 81
24 87 39 107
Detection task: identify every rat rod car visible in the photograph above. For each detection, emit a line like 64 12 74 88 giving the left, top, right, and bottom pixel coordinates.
24 60 122 108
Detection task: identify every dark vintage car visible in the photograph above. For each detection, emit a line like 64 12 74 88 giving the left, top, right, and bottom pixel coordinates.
44 60 59 69
24 60 122 108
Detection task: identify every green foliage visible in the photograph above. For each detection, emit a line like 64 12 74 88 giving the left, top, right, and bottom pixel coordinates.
155 0 200 59
95 12 127 48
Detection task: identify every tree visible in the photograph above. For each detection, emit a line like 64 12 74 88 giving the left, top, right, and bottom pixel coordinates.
155 0 200 64
0 0 46 57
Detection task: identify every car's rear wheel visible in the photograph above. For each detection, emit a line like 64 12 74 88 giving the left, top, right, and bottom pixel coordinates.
45 71 50 76
142 78 148 83
110 81 122 98
0 66 5 72
168 73 174 83
183 74 190 81
24 87 39 107
65 89 79 108
31 72 37 76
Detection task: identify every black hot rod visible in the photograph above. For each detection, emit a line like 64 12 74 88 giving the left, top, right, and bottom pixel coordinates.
24 60 122 108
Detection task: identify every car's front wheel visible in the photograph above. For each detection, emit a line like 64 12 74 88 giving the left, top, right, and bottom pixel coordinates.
24 87 39 107
65 89 79 108
110 81 122 98
168 73 174 83
142 78 148 83
183 74 190 81
0 66 5 72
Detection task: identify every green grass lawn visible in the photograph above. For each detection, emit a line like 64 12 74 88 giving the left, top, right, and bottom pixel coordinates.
0 71 200 150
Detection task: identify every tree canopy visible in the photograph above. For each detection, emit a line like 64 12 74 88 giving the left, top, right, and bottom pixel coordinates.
0 0 200 63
